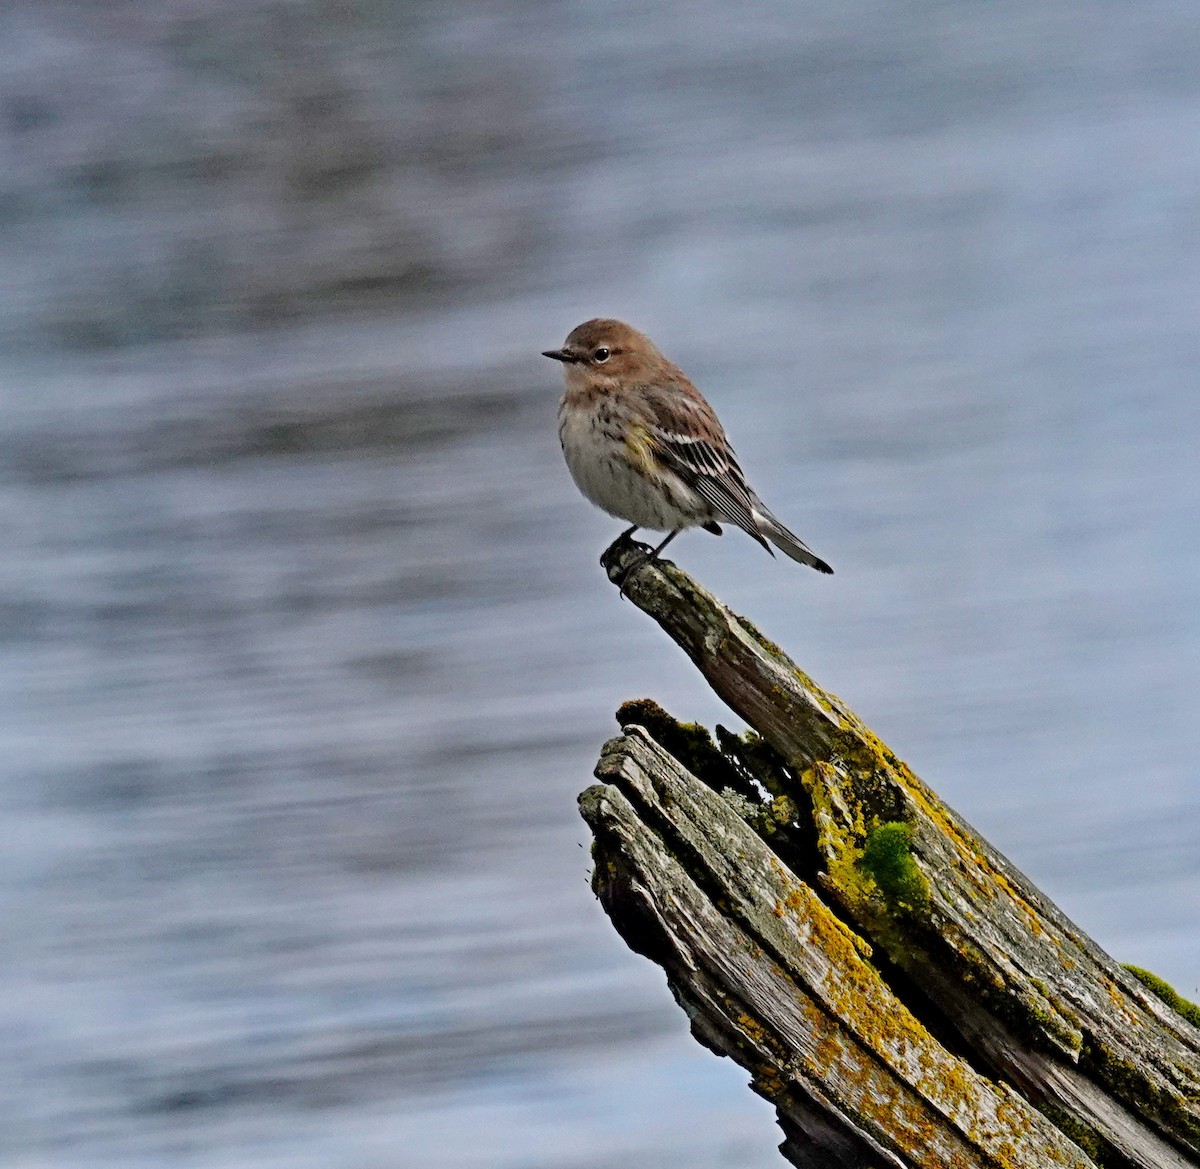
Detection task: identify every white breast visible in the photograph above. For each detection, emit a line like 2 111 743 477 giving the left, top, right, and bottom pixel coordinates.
557 399 706 531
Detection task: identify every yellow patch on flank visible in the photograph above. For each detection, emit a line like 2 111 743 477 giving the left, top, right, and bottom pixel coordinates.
624 424 656 471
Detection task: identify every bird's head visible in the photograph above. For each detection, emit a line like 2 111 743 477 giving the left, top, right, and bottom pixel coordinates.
542 318 662 388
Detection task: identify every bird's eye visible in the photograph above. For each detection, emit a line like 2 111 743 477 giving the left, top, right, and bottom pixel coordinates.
593 347 611 364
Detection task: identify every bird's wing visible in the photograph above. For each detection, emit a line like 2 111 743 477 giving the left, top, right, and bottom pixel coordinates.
640 382 770 549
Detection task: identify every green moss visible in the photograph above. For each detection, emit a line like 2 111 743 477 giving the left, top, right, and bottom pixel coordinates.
760 794 801 832
1033 1103 1109 1164
1123 964 1200 1030
858 821 929 911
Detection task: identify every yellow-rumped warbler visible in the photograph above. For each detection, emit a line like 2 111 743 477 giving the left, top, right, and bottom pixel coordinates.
543 318 833 575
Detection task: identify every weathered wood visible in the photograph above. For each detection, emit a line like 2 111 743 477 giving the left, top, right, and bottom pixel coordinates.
582 730 1093 1169
579 533 1200 1168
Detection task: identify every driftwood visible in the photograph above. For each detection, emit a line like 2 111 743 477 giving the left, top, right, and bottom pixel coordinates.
579 533 1200 1169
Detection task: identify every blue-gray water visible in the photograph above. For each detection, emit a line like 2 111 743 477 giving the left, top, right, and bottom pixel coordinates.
2 3 1199 1166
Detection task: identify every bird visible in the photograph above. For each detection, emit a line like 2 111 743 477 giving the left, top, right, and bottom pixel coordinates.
543 318 833 584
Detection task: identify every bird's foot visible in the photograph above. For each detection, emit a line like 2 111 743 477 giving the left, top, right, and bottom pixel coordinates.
600 530 653 600
601 529 681 601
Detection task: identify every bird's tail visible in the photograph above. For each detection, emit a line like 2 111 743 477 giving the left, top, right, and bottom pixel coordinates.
751 505 834 574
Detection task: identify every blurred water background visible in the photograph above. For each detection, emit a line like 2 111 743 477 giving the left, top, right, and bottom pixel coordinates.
2 2 1199 1166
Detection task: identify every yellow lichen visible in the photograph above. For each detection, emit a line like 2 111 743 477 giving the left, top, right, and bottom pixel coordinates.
738 1012 770 1047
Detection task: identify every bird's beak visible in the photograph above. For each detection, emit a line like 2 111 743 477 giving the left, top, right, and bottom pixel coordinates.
542 348 578 364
